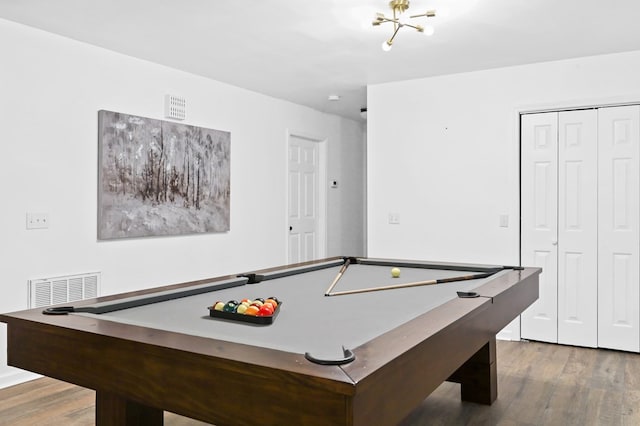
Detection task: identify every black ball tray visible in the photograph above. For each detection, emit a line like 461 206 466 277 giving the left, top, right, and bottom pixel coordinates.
208 301 281 325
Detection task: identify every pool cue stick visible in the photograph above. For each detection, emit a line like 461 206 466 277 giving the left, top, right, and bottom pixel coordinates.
324 258 352 296
327 271 495 297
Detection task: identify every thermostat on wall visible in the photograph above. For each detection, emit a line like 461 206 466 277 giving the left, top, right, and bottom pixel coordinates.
164 94 186 120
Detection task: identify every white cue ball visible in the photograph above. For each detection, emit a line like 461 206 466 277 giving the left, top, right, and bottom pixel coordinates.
391 267 401 278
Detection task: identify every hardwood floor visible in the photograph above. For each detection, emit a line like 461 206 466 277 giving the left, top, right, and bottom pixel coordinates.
1 340 639 425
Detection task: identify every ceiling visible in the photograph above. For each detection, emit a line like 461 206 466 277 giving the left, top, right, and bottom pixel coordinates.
2 0 640 121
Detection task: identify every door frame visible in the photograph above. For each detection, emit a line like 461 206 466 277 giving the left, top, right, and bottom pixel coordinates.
515 95 640 342
285 129 328 262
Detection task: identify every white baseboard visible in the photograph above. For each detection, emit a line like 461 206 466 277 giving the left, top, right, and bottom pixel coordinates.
497 316 521 341
0 369 41 389
497 329 516 341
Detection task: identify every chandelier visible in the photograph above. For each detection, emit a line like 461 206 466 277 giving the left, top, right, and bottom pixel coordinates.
373 0 436 51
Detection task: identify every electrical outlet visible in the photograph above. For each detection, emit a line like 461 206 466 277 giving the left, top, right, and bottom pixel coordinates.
26 212 49 229
388 212 400 224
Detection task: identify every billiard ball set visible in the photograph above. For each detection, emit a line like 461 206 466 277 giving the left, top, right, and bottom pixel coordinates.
209 297 281 325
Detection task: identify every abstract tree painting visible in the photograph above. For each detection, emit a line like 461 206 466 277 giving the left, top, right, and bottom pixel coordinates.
98 110 230 239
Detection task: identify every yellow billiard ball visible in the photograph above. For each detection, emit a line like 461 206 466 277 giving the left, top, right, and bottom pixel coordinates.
391 267 401 278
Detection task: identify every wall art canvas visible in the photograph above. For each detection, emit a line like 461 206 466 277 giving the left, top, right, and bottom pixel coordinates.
98 110 230 239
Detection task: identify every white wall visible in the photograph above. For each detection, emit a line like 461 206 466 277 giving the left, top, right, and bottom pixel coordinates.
327 121 368 256
368 50 640 265
0 19 365 386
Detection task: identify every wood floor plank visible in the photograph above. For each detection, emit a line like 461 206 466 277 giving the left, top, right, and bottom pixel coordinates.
590 349 626 391
622 389 640 425
557 346 598 386
624 351 640 390
2 341 640 425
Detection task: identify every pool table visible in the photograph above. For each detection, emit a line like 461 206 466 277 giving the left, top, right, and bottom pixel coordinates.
0 257 539 426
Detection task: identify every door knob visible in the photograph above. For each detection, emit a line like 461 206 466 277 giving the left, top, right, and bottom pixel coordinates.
289 226 293 231
552 241 558 246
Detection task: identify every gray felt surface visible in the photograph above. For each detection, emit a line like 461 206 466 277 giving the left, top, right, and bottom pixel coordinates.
78 264 506 359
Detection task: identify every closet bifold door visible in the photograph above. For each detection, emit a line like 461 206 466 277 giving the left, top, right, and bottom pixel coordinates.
521 112 559 343
557 109 597 347
598 105 640 352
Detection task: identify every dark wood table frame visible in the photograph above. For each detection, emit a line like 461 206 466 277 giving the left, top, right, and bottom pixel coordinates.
0 258 540 426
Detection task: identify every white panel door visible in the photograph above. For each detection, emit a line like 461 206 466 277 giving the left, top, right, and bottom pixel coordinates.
521 112 559 343
557 109 598 347
598 105 640 352
288 136 319 263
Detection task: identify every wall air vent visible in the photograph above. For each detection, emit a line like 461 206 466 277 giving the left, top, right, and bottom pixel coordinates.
28 272 100 308
164 94 186 120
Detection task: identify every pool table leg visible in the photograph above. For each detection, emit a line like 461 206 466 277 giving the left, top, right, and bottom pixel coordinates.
96 390 164 425
448 337 497 405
